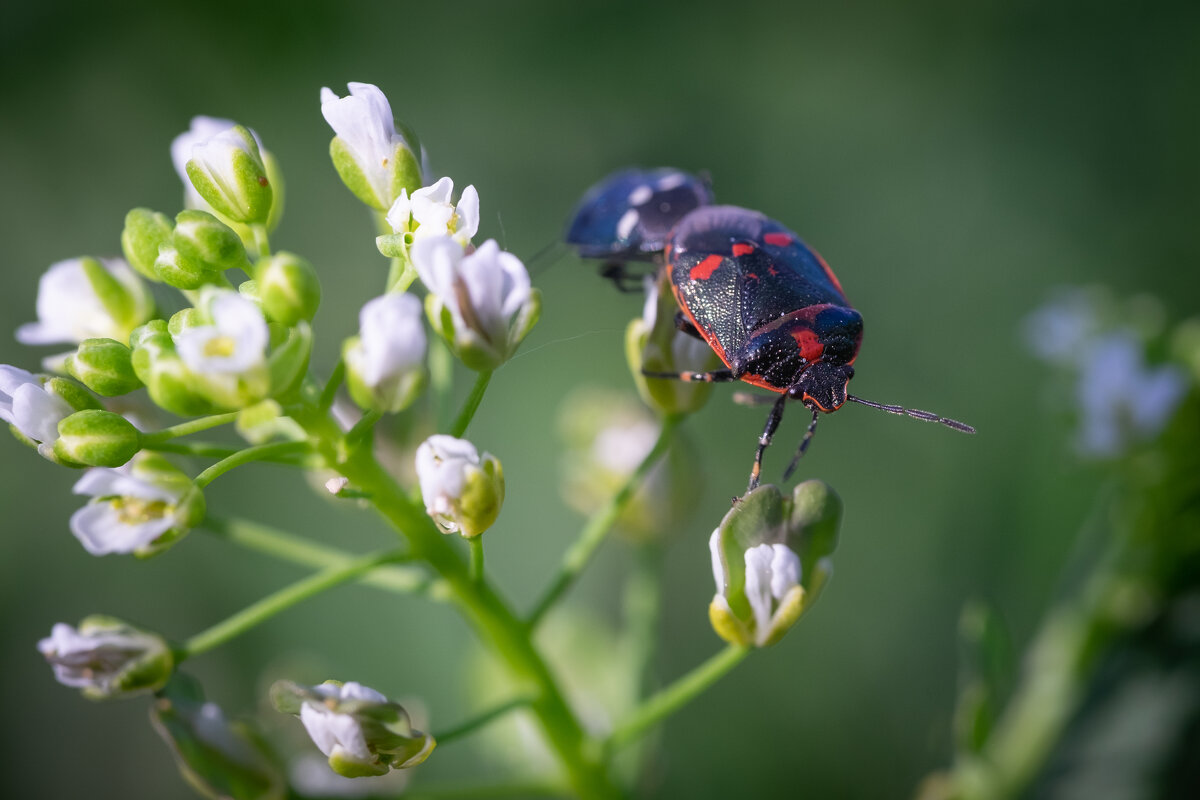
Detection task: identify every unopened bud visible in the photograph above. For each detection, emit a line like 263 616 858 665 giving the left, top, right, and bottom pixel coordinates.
121 209 174 281
66 338 142 396
257 252 321 326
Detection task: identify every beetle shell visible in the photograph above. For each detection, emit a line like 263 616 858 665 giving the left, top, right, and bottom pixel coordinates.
565 168 713 261
667 205 863 407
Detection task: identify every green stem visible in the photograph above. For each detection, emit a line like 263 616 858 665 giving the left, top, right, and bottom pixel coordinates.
140 412 240 446
298 410 621 800
626 543 664 701
176 549 407 660
345 409 382 446
365 781 563 799
142 441 242 459
429 336 454 431
468 537 485 584
202 516 439 598
318 360 345 412
433 695 536 746
526 415 679 628
606 644 752 753
449 370 493 438
194 441 310 488
251 224 271 259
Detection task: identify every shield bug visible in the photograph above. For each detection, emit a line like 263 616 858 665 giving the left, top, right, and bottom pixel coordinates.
648 204 975 492
565 167 712 291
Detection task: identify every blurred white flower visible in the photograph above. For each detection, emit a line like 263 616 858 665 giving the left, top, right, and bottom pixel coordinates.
1075 332 1187 457
16 257 153 346
172 116 242 210
301 682 388 765
38 618 172 698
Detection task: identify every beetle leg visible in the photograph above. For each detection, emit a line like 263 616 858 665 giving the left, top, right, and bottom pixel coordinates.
747 393 789 494
642 368 737 383
598 261 644 293
782 406 820 481
673 312 706 341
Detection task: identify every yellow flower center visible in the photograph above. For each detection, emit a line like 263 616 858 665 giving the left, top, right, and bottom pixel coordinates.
113 497 171 525
203 335 236 358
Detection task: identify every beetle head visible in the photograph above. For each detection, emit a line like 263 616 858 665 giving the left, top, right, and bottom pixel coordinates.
789 362 854 412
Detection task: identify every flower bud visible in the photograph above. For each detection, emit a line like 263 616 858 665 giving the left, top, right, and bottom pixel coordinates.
53 409 142 467
38 616 173 699
627 273 720 417
152 691 286 800
16 257 154 347
257 252 321 326
66 338 142 396
321 82 422 210
185 125 273 225
272 680 435 778
152 209 255 290
413 237 540 371
344 294 426 413
236 399 307 445
415 435 504 538
130 320 218 416
708 481 841 647
120 208 174 281
70 452 204 557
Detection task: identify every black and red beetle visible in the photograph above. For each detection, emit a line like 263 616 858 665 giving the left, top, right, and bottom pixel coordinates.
567 169 975 493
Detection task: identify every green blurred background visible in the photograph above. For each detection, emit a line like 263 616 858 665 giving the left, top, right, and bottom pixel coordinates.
2 1 1198 797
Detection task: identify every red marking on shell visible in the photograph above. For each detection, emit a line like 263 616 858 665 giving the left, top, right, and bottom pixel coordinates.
732 242 755 257
746 272 759 280
689 254 723 281
763 232 792 247
814 250 844 294
768 266 779 276
790 328 825 363
257 176 269 186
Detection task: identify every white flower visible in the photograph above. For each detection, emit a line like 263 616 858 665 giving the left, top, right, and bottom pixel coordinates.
16 257 153 346
413 237 531 347
592 419 659 475
175 291 269 376
301 682 389 764
415 435 504 537
38 618 172 698
70 462 187 556
0 365 72 446
351 294 425 388
321 83 412 208
710 533 804 647
1075 332 1187 457
387 178 479 247
172 116 240 210
742 544 802 645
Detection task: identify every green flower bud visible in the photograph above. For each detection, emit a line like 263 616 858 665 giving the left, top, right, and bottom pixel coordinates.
708 481 841 647
257 252 320 326
236 399 307 445
53 409 142 467
267 322 312 398
185 125 273 225
130 321 218 416
627 271 720 417
66 338 142 396
272 679 435 777
38 616 173 700
173 209 253 273
121 208 174 281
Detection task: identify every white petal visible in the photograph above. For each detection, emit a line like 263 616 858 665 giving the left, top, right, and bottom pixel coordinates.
358 294 425 387
171 116 237 183
641 275 659 329
385 190 412 234
11 382 70 443
337 681 388 703
411 235 465 302
742 544 777 639
709 528 726 594
70 503 175 555
767 543 802 600
73 465 179 503
414 177 453 206
456 185 480 240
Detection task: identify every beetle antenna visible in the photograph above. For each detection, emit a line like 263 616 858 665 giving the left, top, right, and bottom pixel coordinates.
526 239 568 277
782 406 820 481
846 395 976 434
